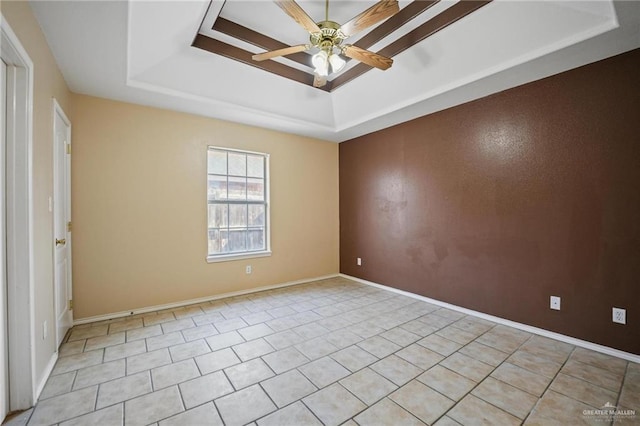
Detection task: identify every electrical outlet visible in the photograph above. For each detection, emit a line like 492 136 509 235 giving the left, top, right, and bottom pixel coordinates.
357 257 362 266
245 265 252 274
550 296 561 311
43 321 48 340
613 307 626 324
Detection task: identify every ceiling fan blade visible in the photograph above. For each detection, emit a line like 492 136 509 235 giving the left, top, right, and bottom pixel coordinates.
342 45 393 70
313 73 327 88
252 44 310 61
274 1 321 34
340 0 400 37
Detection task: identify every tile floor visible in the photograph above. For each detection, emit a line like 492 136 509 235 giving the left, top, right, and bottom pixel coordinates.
8 277 640 426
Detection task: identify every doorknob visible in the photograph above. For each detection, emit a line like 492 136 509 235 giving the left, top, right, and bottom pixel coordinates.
55 238 66 246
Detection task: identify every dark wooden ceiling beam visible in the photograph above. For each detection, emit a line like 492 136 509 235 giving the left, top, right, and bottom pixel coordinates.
213 17 314 68
192 34 333 90
330 0 492 91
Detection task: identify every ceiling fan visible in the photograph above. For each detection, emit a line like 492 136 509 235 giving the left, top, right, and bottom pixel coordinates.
252 0 400 88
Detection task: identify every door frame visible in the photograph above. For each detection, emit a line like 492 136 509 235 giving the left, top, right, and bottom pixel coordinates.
52 98 72 348
1 15 36 410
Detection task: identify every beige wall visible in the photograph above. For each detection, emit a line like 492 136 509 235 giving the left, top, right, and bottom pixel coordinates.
2 1 73 390
71 95 339 319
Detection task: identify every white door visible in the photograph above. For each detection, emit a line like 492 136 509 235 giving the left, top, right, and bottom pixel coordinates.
53 101 72 348
1 58 9 423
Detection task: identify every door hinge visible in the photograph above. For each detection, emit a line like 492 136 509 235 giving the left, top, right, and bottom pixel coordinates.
66 143 71 155
67 221 72 232
68 299 73 310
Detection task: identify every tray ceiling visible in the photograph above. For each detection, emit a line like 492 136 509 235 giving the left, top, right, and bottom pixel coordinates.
29 0 640 142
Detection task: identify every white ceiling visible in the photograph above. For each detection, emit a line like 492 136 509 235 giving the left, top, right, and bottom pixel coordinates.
30 0 640 142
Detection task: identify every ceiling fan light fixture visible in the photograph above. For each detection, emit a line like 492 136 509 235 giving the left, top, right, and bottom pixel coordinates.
312 50 329 76
329 53 345 73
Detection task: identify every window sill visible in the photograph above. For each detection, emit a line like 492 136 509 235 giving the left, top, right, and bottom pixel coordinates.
206 250 272 263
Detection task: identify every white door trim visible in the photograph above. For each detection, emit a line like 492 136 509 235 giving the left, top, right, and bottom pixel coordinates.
52 98 72 348
1 14 36 409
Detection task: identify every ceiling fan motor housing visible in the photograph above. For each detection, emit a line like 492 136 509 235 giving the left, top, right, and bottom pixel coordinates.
310 21 346 50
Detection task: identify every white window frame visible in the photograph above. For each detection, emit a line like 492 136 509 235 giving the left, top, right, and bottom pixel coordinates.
206 146 271 263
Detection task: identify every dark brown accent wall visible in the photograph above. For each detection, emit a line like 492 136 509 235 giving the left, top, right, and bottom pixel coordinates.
339 48 640 355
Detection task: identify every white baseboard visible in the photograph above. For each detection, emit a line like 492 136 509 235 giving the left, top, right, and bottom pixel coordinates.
35 352 58 401
74 273 340 325
342 273 640 364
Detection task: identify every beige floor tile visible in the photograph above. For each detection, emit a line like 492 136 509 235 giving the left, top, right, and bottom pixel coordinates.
519 335 574 364
325 329 363 349
196 348 241 375
472 376 538 419
299 356 350 388
348 321 386 339
39 371 76 400
171 305 205 319
292 323 330 340
264 329 304 350
59 403 123 426
507 349 563 378
73 359 125 390
331 345 378 373
339 367 398 405
96 371 152 409
448 394 520 426
561 359 624 392
215 384 277 426
178 371 234 409
261 369 317 407
475 330 526 354
126 324 163 342
180 324 219 342
440 352 493 382
417 334 462 356
124 386 184 426
58 340 86 357
379 327 421 347
390 379 454 424
257 401 323 426
68 325 109 342
159 402 222 426
143 311 176 326
146 331 185 352
435 326 477 345
399 319 440 337
370 354 423 386
126 348 172 375
550 373 618 408
151 359 200 390
357 336 402 358
206 330 245 351
432 415 462 426
491 362 552 397
241 311 274 326
52 350 104 375
419 314 456 329
354 398 426 426
224 357 275 389
303 383 367 426
215 317 249 333
28 386 98 426
103 339 147 362
570 347 628 375
396 344 444 370
524 390 601 426
262 346 310 374
108 317 143 334
296 336 339 360
417 365 476 401
168 339 210 362
457 341 509 367
238 323 275 341
232 338 274 361
84 332 125 351
450 316 495 335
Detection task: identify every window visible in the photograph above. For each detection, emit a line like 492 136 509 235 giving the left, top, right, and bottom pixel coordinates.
207 147 270 262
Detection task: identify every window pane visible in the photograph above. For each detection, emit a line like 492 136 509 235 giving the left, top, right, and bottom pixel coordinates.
248 204 265 227
208 229 221 254
220 230 230 253
228 229 247 252
228 153 246 176
247 155 264 178
208 175 227 200
208 204 228 228
229 204 247 228
208 150 227 175
228 176 246 200
248 228 265 251
247 178 264 201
